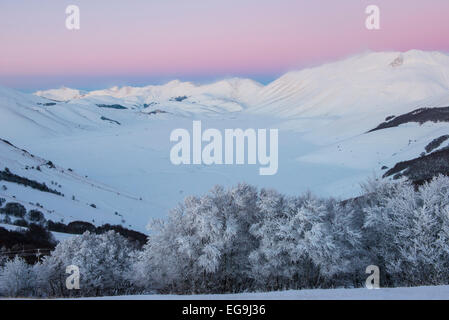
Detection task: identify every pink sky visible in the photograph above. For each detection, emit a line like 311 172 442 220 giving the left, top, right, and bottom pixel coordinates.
1 0 449 89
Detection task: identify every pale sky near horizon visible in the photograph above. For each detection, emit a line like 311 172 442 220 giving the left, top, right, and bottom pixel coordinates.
1 0 449 90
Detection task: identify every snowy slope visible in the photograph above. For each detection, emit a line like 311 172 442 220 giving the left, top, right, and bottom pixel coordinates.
36 78 263 116
0 86 111 140
246 50 449 179
0 85 164 142
0 138 151 233
251 50 449 117
251 50 449 143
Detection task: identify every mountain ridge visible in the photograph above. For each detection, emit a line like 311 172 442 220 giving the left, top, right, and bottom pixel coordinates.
33 50 449 107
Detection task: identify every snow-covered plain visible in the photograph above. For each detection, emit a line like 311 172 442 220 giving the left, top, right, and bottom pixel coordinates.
83 285 449 300
1 50 449 232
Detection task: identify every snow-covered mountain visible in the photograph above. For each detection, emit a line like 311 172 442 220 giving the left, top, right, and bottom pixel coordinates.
2 49 449 231
35 78 264 115
252 50 449 118
35 87 86 102
34 50 449 140
250 50 449 142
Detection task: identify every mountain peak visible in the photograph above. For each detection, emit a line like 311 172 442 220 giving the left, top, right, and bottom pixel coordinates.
390 54 404 67
35 87 85 101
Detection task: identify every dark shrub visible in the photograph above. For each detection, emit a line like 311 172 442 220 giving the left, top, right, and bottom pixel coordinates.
66 221 96 234
46 161 55 169
1 202 26 218
0 225 56 264
25 224 55 245
96 104 127 110
27 210 45 223
0 169 61 196
171 96 188 102
95 224 147 247
46 220 68 233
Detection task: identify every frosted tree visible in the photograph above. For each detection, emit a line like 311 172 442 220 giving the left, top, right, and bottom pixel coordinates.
133 209 190 293
362 175 449 286
250 191 363 290
0 256 36 297
215 183 259 292
38 231 136 297
249 188 292 290
136 183 260 294
389 176 449 285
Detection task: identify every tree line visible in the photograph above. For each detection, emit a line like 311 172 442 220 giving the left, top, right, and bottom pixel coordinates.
1 175 449 297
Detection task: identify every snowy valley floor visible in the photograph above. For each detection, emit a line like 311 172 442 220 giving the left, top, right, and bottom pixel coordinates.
81 285 449 300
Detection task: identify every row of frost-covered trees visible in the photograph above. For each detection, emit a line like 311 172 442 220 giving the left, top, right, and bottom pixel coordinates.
1 175 449 297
